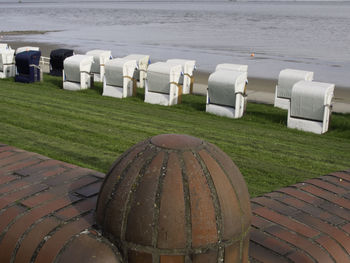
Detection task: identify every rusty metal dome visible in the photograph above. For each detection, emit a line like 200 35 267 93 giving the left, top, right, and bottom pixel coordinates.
96 134 251 262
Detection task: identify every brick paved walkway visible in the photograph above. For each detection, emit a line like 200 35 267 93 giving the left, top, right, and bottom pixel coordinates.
0 144 349 262
250 170 350 263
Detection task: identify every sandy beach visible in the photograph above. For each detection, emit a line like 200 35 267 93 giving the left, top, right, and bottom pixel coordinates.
5 40 65 58
3 38 350 113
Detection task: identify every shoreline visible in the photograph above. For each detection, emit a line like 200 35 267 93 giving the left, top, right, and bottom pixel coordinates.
2 39 350 113
0 30 58 36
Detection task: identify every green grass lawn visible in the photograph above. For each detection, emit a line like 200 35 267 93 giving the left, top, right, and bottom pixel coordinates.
0 74 349 197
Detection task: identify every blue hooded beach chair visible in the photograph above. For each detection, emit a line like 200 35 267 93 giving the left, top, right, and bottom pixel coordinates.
50 49 74 76
15 50 41 83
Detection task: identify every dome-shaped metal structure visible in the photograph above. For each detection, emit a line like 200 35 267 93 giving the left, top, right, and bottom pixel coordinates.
96 134 251 262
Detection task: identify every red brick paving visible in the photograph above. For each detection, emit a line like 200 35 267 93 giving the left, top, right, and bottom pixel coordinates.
249 242 290 263
287 251 314 263
0 144 116 263
0 174 18 184
0 205 26 234
0 144 349 262
13 217 61 263
343 223 350 235
250 169 350 263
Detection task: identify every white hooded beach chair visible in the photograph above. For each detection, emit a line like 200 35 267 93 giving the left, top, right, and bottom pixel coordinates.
102 58 138 98
15 46 40 54
166 59 196 94
86 50 112 82
0 43 11 50
145 62 182 106
206 64 248 119
275 69 314 110
123 54 150 89
0 48 15 78
63 55 94 91
287 81 334 134
216 63 249 109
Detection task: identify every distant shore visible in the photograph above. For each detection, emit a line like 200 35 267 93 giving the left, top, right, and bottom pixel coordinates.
0 30 57 36
3 39 350 113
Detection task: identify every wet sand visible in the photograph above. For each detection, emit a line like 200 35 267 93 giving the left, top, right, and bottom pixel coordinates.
2 38 350 113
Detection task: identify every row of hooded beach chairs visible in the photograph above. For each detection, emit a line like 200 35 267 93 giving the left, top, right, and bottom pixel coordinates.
62 52 196 106
0 45 45 83
61 52 335 134
0 44 335 134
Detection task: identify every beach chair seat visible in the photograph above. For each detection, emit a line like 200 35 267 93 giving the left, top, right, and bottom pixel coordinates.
287 81 334 134
15 50 41 83
15 46 40 55
206 65 247 119
86 50 112 82
63 55 94 91
275 69 313 110
0 49 15 79
123 54 150 89
145 62 182 106
102 58 138 98
166 59 196 94
50 49 74 76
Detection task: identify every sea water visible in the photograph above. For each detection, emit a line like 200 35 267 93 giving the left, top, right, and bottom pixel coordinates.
0 1 349 88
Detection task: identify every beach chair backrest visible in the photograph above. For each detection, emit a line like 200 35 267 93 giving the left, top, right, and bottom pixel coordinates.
86 50 112 74
277 69 313 99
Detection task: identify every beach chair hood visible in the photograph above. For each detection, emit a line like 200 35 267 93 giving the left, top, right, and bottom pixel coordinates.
86 50 112 74
166 59 196 85
166 59 196 72
124 54 150 68
104 58 137 87
64 55 93 83
16 46 40 55
50 49 74 74
15 50 41 83
15 50 41 75
291 81 334 122
0 43 10 50
147 62 182 94
208 69 246 108
0 49 15 72
277 69 314 99
123 54 150 88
